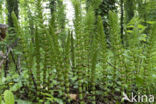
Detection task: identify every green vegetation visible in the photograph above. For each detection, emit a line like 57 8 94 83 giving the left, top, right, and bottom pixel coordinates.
0 0 156 103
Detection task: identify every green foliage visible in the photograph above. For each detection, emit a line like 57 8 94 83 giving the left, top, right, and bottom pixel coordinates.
124 0 135 23
94 0 117 37
0 0 156 104
0 96 1 104
86 0 102 9
6 0 19 27
4 90 14 104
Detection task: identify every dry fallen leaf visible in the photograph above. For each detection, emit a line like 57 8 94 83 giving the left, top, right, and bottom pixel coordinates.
69 94 77 100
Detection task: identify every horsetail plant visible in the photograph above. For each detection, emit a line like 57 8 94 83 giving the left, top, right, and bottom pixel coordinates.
143 23 156 94
72 0 85 103
62 31 71 103
90 34 98 104
109 11 122 82
12 11 33 97
97 15 107 82
49 20 64 99
84 5 96 81
108 11 125 100
128 18 143 93
43 29 53 90
34 26 41 97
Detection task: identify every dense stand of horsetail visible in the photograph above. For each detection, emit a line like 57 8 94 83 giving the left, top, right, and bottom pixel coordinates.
0 0 156 103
